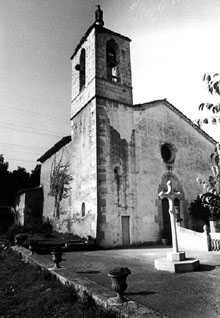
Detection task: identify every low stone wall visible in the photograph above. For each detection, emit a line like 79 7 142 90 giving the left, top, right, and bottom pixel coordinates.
177 225 209 252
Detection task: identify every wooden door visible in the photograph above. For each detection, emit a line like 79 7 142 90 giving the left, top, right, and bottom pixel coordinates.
122 216 130 246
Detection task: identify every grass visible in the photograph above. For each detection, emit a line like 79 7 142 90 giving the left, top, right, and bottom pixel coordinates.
0 249 118 318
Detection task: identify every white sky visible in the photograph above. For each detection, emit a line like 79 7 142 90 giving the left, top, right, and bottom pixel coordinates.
1 0 220 171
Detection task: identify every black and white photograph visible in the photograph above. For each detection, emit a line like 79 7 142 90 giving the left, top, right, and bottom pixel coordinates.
1 1 220 317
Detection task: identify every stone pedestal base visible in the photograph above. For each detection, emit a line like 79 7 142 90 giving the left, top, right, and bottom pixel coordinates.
154 256 200 273
167 251 185 262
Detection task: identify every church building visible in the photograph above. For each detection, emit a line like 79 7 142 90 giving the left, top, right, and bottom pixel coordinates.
38 7 215 247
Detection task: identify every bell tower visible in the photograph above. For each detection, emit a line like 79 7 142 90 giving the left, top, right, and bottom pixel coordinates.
69 7 134 246
70 6 133 121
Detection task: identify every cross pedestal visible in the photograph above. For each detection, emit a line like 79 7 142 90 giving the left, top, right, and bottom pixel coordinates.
167 251 185 262
154 180 200 273
159 180 185 261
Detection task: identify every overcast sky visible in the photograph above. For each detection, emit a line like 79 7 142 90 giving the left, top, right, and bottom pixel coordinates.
1 0 220 171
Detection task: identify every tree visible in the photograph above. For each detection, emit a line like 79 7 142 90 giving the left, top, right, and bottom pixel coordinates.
12 166 30 193
0 154 9 173
30 164 41 187
194 73 220 217
0 155 11 205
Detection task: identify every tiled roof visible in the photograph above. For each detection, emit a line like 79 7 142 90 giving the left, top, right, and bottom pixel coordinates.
37 136 71 163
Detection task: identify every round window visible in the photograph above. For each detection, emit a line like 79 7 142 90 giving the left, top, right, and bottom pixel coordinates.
161 143 175 163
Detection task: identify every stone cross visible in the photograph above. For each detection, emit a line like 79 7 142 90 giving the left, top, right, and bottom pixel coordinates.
159 180 182 254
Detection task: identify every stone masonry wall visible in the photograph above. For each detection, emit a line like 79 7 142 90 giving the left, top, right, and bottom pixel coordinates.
71 28 96 118
97 99 215 247
70 99 97 238
41 103 97 239
133 102 215 243
96 98 136 247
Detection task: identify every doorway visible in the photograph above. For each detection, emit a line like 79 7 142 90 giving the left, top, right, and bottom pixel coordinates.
121 216 130 246
162 198 172 243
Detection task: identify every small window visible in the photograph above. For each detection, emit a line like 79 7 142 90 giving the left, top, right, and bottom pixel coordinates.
80 49 86 91
82 202 85 217
106 40 120 82
114 166 121 176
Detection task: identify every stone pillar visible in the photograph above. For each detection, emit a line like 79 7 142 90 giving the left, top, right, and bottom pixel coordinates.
209 219 216 233
159 180 185 261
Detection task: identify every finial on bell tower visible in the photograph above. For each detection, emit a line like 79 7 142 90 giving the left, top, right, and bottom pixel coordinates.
95 5 104 26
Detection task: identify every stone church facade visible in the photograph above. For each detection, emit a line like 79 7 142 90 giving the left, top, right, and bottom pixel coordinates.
38 7 215 247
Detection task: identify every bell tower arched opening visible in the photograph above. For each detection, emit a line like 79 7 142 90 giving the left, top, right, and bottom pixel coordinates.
161 198 172 243
106 39 120 82
79 49 86 91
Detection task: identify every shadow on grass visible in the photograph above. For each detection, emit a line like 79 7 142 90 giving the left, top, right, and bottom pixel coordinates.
76 270 100 274
126 291 156 296
196 264 215 272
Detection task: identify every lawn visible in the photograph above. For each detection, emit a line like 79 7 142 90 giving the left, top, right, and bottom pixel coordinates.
0 248 117 318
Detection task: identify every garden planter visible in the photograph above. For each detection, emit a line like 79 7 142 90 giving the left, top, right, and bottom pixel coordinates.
15 234 27 247
28 240 38 255
15 235 22 247
108 267 131 303
51 248 63 269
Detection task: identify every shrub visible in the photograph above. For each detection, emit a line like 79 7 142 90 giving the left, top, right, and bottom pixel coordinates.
108 267 131 276
189 196 210 223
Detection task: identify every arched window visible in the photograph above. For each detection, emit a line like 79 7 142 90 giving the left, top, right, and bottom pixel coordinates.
82 202 85 217
79 49 86 90
106 40 120 82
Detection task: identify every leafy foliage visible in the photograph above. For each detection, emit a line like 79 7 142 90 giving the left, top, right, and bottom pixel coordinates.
195 73 220 127
189 196 210 223
202 73 220 97
0 207 16 233
199 102 220 114
197 144 220 220
0 155 40 206
6 218 54 241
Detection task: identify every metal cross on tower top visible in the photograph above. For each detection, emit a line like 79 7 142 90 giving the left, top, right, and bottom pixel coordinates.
159 180 182 253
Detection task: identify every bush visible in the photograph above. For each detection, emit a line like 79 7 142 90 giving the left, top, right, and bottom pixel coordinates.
40 217 53 234
189 196 210 224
